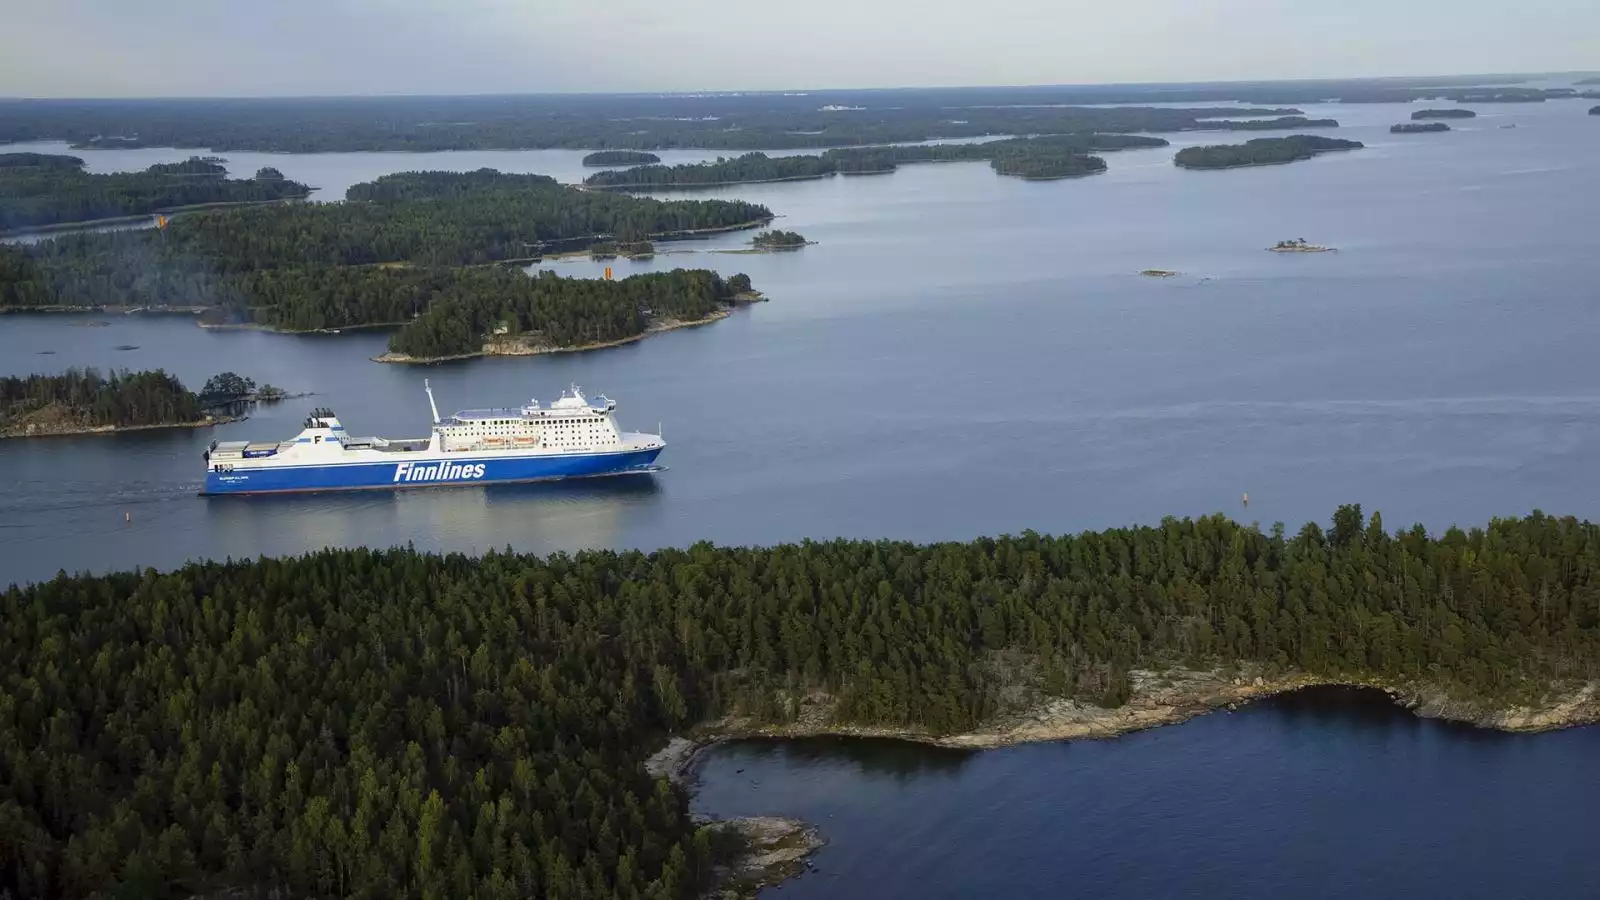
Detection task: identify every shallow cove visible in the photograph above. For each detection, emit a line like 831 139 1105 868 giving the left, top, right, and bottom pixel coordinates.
690 687 1600 899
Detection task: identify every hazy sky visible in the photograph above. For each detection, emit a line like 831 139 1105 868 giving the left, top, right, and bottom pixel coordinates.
3 0 1595 97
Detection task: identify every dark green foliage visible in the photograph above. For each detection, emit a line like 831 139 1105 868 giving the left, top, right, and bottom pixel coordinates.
4 507 1600 898
988 143 1108 179
585 136 1167 186
1200 116 1340 131
198 372 256 402
167 170 766 267
0 368 201 431
343 169 558 203
386 268 742 358
1591 106 1600 115
1391 123 1451 134
0 170 771 324
1174 135 1365 169
583 150 662 167
752 230 806 249
825 134 1165 174
253 167 286 181
584 153 837 189
0 153 86 170
144 156 228 176
0 156 311 231
209 266 478 332
0 245 54 308
1412 109 1477 120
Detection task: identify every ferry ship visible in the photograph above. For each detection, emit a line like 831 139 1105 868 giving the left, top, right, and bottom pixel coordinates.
202 382 664 495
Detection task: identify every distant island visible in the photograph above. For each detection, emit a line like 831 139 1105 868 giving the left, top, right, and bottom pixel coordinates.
1140 269 1180 277
584 152 836 190
1412 108 1476 120
0 153 312 232
0 170 773 338
0 368 255 439
1391 122 1451 133
752 230 808 250
1269 238 1333 253
1201 116 1340 131
374 269 760 364
990 145 1108 179
580 135 1166 189
0 96 1314 152
823 134 1165 175
581 150 661 167
1591 106 1600 116
1174 135 1364 169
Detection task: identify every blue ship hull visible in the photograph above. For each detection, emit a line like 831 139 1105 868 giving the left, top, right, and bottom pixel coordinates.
203 446 663 496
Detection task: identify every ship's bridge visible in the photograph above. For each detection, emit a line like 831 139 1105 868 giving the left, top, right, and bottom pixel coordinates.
304 407 344 433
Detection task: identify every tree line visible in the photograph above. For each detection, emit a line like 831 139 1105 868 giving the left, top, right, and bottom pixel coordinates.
989 146 1108 179
1174 135 1365 170
1412 109 1476 120
1196 116 1339 131
0 367 203 433
0 95 1327 153
583 151 662 167
584 153 837 189
0 154 311 231
3 506 1599 898
0 170 772 332
587 135 1167 189
1391 123 1450 134
752 230 806 249
386 268 748 358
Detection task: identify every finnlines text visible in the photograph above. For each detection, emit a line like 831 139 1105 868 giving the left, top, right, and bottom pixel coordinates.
394 461 488 483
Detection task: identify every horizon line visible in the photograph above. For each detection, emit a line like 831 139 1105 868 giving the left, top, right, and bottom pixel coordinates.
2 69 1596 104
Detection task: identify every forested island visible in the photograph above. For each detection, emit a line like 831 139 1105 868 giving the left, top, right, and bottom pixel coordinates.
582 150 662 166
1174 135 1364 169
584 152 837 189
377 268 757 362
824 133 1166 174
0 170 772 338
1391 122 1451 133
4 506 1600 898
989 146 1107 179
0 153 311 232
0 368 217 437
0 95 1315 152
1412 108 1476 119
751 230 807 250
585 135 1160 188
1197 115 1339 131
1591 106 1600 115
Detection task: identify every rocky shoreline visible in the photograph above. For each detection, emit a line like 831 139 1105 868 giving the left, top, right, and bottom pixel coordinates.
373 300 759 364
698 817 825 900
649 667 1600 893
0 414 241 440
